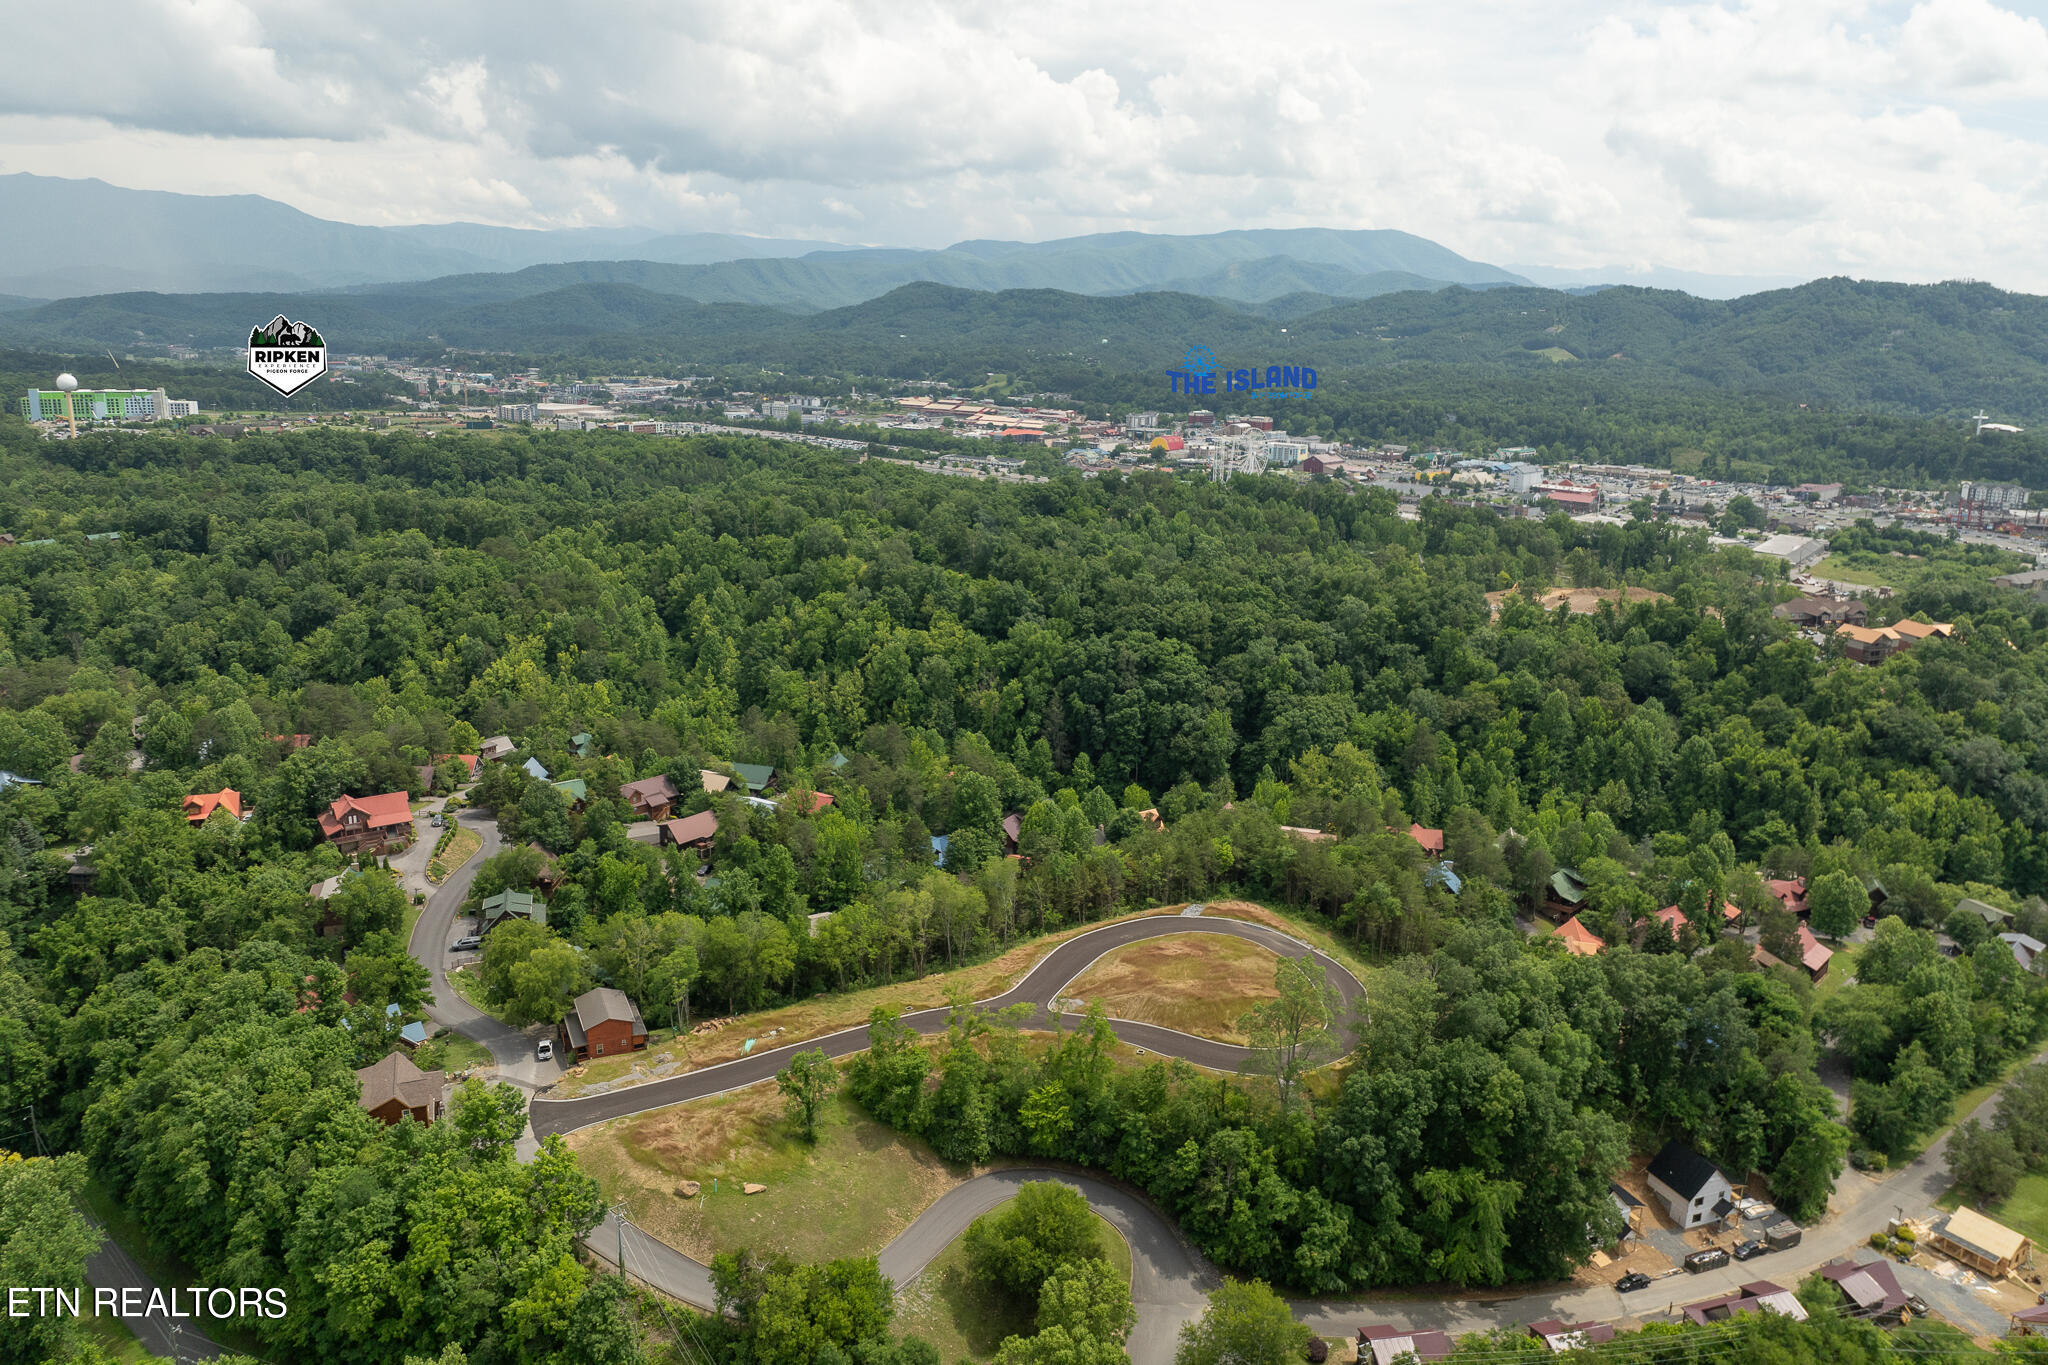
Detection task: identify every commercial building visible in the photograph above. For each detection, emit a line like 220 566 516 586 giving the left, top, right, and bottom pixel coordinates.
1960 481 2028 510
19 387 193 423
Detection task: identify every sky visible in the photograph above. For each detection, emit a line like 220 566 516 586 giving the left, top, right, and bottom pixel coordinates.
4 0 2048 289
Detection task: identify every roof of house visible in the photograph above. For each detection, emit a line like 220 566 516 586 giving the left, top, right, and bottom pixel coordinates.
310 872 350 900
2001 932 2045 970
1767 877 1808 913
1656 905 1690 932
662 811 720 846
553 778 588 802
1408 823 1445 853
625 820 662 845
1555 915 1604 956
1280 825 1335 842
571 731 593 754
481 735 514 756
1425 863 1463 895
1958 898 2014 925
1821 1259 1907 1315
572 987 647 1039
789 790 835 814
2014 1304 2048 1325
521 757 550 780
1649 1140 1725 1199
1528 1320 1616 1352
829 751 850 769
1934 1206 2030 1263
732 762 774 791
700 769 732 793
619 774 679 807
1357 1326 1454 1365
1796 922 1834 974
355 1051 445 1115
1002 813 1023 842
184 788 241 822
481 889 544 927
434 753 479 776
1549 869 1587 904
1892 619 1954 640
399 1020 431 1047
319 791 412 836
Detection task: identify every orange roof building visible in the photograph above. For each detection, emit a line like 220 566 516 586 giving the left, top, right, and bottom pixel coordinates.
184 788 241 824
1555 915 1605 956
1407 823 1445 855
1655 905 1689 933
318 791 414 854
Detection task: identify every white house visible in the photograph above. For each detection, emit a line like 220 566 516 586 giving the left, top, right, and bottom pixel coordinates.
1647 1140 1734 1230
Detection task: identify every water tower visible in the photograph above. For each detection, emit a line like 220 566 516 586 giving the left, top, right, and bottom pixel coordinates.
53 373 79 436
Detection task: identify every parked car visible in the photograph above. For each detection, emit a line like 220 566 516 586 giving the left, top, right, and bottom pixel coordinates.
1905 1295 1929 1317
1733 1241 1765 1261
449 935 482 952
1684 1248 1731 1273
1616 1272 1652 1293
431 813 444 827
536 1037 554 1062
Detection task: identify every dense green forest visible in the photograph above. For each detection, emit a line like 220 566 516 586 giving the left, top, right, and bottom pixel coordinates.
2 417 2046 1362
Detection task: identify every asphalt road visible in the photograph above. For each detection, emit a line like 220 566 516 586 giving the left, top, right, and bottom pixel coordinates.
586 1166 1215 1365
531 912 1363 1138
83 1222 225 1363
406 803 537 1071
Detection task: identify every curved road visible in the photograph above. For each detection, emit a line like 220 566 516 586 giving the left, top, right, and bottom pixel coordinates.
405 803 535 1071
588 1166 1216 1365
532 911 1362 1138
439 901 2048 1359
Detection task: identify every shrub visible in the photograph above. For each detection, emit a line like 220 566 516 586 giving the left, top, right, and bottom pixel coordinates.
1869 1232 1889 1250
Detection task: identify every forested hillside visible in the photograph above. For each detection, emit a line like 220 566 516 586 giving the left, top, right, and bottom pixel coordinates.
1 418 2045 1361
10 273 2048 421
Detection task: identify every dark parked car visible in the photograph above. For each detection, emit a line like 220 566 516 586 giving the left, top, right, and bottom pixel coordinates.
1616 1272 1652 1293
1685 1248 1731 1273
1733 1241 1765 1261
1905 1295 1929 1316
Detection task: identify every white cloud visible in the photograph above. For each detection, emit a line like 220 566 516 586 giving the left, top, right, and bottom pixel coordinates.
0 0 2046 286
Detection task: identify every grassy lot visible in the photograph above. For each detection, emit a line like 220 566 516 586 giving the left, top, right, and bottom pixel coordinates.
415 1032 496 1072
566 1087 972 1266
445 966 519 1024
1811 555 1895 587
552 899 1356 1100
893 1199 1132 1363
1935 1170 2048 1251
428 825 482 884
1812 942 1863 1005
552 906 1188 1097
1064 933 1280 1044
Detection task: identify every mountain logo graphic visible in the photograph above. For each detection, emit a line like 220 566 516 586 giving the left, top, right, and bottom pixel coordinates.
246 314 328 397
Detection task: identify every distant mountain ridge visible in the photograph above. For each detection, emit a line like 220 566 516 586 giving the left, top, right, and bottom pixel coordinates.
0 173 1525 306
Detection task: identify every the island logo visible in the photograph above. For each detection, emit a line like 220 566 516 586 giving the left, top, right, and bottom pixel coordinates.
246 315 327 397
1166 342 1315 397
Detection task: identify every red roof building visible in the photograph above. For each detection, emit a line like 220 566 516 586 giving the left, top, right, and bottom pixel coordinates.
184 788 241 824
1407 823 1445 855
318 792 414 855
1767 876 1808 917
1655 905 1689 934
